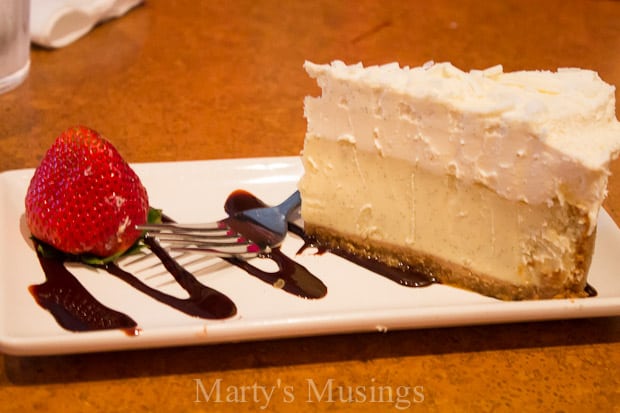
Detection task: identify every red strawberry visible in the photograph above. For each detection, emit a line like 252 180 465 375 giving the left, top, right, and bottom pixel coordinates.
25 126 149 258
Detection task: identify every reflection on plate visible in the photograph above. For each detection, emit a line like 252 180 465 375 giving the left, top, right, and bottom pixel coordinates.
1 157 619 355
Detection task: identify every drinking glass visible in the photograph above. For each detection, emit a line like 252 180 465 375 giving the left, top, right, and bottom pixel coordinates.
0 0 30 94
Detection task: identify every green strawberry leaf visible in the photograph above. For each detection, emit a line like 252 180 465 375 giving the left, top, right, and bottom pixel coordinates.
147 207 163 225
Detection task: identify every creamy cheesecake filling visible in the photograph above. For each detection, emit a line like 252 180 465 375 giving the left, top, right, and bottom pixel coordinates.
300 136 593 299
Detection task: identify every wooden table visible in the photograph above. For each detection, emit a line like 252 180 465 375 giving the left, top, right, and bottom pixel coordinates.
1 1 619 411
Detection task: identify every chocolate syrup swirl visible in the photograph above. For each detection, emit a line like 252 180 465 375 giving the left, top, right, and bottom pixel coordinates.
290 225 435 288
29 235 238 334
28 190 327 334
224 190 435 288
224 250 327 299
27 189 597 335
29 245 139 335
103 237 237 319
221 190 327 299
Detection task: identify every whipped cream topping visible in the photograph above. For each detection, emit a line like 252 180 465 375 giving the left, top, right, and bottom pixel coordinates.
304 60 620 233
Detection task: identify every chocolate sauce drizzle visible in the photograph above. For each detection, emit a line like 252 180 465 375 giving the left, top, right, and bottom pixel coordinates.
224 190 435 288
103 237 237 319
27 190 328 334
221 190 327 299
29 246 139 335
224 190 444 294
29 236 238 333
27 189 597 335
289 225 435 288
223 250 327 299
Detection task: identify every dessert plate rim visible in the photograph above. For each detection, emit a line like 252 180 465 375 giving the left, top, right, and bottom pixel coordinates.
1 156 619 356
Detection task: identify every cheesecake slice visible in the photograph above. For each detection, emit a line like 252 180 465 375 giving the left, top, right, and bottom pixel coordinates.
299 60 620 300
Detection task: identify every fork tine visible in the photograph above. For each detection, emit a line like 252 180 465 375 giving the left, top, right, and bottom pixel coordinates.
138 222 227 232
141 228 234 239
139 219 253 247
170 246 260 259
167 239 260 254
143 227 262 257
153 233 250 246
137 223 264 258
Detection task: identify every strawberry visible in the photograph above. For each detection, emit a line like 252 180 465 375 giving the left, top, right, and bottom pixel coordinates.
25 126 149 259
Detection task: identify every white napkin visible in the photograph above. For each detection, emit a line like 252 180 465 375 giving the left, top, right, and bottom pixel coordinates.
30 0 144 48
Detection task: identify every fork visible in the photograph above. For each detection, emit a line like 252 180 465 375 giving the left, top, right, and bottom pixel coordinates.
137 190 301 259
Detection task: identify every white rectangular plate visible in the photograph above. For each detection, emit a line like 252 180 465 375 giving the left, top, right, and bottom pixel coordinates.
1 157 619 356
